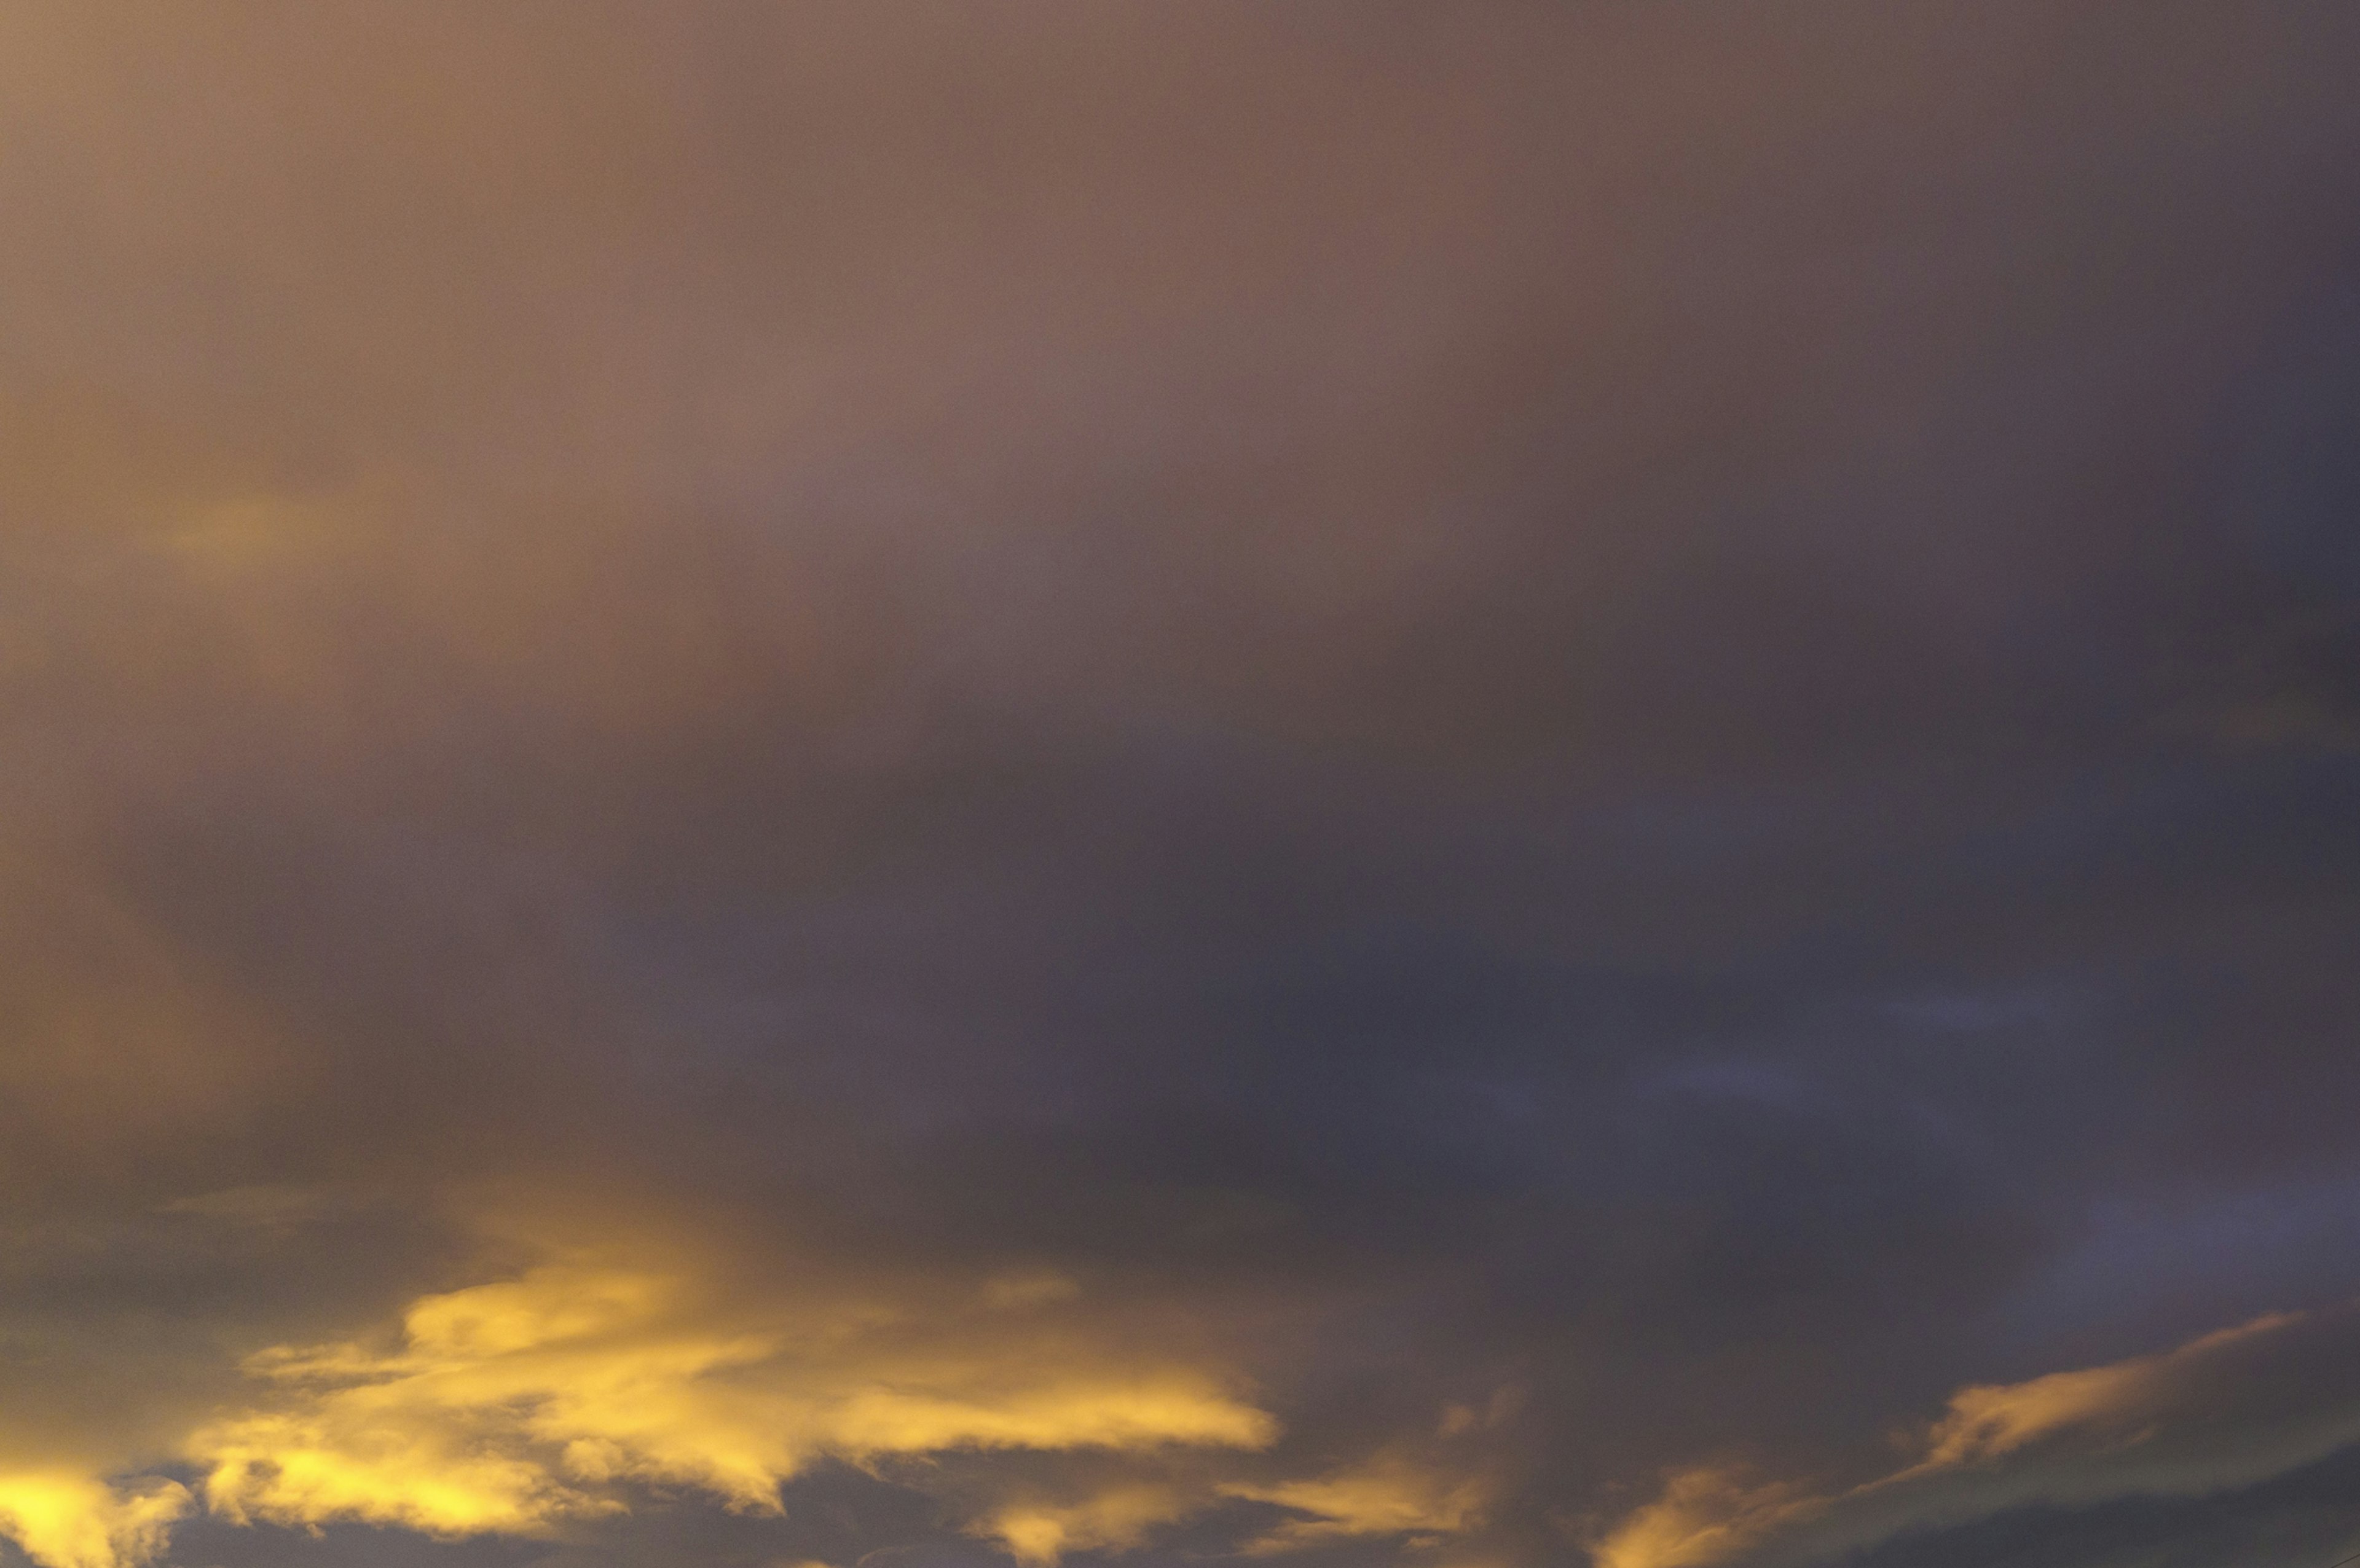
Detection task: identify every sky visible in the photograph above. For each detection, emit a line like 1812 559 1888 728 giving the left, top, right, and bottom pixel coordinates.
2 5 2359 1568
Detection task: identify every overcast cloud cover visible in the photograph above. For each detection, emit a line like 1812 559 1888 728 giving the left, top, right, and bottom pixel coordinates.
3 5 2360 1568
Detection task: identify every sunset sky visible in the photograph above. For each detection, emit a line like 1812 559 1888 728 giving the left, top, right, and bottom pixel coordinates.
4 6 2360 1568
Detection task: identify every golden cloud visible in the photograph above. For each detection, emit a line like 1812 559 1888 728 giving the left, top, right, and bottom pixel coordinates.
978 1483 1192 1566
1587 1468 1822 1568
1591 1306 2360 1568
188 1258 1278 1540
0 1472 187 1568
1223 1449 1492 1554
1905 1312 2299 1473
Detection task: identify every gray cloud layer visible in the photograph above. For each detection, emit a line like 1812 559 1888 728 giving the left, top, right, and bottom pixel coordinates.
3 5 2359 1567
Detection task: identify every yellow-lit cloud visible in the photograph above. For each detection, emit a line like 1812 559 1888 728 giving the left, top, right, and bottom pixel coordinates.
1224 1449 1491 1553
0 1472 187 1568
1587 1468 1822 1568
978 1483 1190 1566
1592 1306 2360 1568
189 1260 1277 1540
1905 1312 2296 1473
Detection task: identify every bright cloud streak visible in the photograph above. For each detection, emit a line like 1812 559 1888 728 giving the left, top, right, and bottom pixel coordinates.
1223 1450 1493 1553
1594 1306 2360 1568
189 1261 1276 1542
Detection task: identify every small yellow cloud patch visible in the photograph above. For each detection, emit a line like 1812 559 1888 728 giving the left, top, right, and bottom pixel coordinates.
1223 1450 1490 1553
980 1483 1189 1566
0 1471 188 1568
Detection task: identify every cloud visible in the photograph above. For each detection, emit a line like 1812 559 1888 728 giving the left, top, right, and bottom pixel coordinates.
1594 1304 2360 1568
0 1472 187 1568
1223 1449 1492 1553
191 1256 1276 1541
1905 1314 2295 1472
1588 1470 1823 1568
2 4 2360 1567
976 1483 1189 1566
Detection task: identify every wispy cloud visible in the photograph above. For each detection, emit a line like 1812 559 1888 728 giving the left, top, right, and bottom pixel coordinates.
1595 1304 2360 1568
192 1256 1275 1540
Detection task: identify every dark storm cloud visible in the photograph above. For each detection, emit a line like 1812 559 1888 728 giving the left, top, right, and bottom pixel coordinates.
2 4 2359 1567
